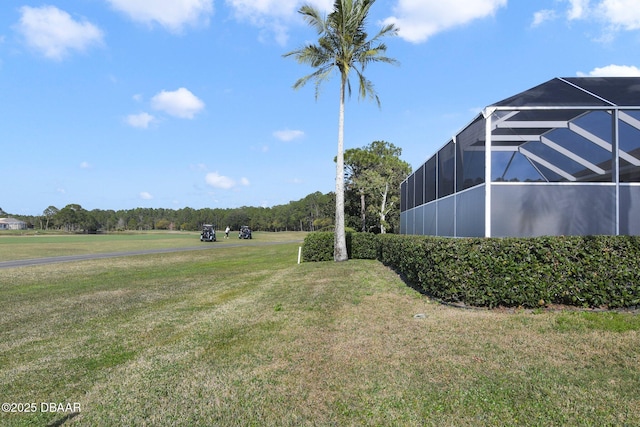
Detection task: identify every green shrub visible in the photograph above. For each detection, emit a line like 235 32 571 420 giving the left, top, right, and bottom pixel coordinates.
302 231 380 262
350 232 379 260
303 232 640 309
378 235 640 309
301 232 334 262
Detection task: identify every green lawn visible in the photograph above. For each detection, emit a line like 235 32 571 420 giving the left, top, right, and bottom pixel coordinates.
0 233 639 426
0 230 302 261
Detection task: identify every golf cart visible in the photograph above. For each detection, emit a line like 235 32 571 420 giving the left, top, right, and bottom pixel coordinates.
239 225 252 239
200 224 216 242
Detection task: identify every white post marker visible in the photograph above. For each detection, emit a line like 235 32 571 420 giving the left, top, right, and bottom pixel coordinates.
297 246 302 264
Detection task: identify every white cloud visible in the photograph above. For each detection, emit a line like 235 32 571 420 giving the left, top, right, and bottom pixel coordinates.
225 0 332 45
80 161 91 169
226 0 333 20
597 0 640 30
140 191 153 200
126 112 156 129
383 0 507 43
205 172 236 189
543 1 640 35
204 173 250 190
226 0 297 19
106 0 213 33
151 88 205 119
273 129 304 142
532 9 557 27
567 0 589 20
578 64 640 77
16 5 104 60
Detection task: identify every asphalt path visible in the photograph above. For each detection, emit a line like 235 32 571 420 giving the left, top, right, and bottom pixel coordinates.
0 240 303 269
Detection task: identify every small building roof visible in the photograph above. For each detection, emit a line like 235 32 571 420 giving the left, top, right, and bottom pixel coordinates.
0 217 26 224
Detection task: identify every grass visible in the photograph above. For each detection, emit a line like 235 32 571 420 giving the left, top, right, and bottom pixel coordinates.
0 232 639 426
0 230 301 261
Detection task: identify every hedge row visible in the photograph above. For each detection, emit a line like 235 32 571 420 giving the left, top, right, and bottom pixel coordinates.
301 232 378 262
302 232 640 309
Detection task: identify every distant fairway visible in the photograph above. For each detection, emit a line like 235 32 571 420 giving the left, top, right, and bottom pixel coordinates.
1 232 639 426
0 231 304 263
0 231 304 268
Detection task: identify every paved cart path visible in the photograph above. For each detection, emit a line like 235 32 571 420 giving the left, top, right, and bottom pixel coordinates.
0 240 303 269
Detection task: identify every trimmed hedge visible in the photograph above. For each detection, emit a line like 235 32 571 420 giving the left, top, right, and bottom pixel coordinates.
302 232 640 309
301 232 379 262
301 232 334 262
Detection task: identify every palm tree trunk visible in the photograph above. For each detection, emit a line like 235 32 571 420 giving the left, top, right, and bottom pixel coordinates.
334 76 348 261
360 190 366 232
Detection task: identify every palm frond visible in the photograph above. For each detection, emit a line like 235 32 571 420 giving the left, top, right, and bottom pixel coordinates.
285 0 398 106
292 65 335 101
299 5 327 34
354 68 379 107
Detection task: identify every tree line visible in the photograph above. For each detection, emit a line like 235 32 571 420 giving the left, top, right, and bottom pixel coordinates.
4 141 410 234
8 192 334 233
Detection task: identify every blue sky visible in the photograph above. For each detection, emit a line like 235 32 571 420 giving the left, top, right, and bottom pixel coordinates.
2 0 640 216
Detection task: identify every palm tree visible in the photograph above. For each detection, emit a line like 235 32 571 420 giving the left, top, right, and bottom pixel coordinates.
284 0 398 261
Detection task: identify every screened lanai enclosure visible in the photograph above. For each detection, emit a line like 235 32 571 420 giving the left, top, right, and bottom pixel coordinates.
400 77 640 237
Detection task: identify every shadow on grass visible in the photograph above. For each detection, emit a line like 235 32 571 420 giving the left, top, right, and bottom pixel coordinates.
382 262 481 310
46 412 80 427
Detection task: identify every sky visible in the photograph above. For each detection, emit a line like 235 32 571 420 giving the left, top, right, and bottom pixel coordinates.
2 0 640 216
